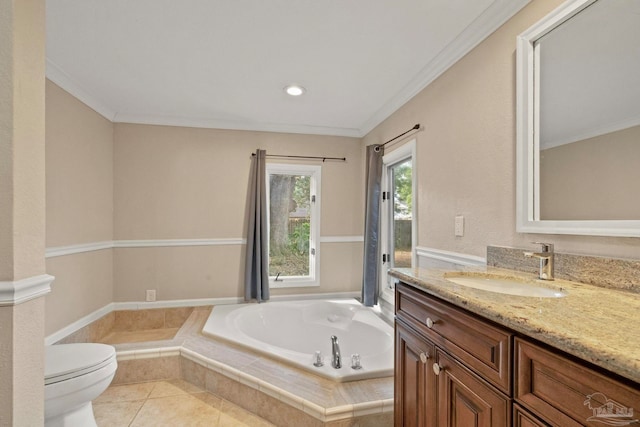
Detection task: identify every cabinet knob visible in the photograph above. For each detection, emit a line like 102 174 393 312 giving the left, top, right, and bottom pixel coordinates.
425 317 438 328
419 352 429 364
432 363 443 375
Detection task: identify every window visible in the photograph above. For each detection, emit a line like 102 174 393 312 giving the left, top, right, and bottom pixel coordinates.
380 140 416 302
266 163 321 288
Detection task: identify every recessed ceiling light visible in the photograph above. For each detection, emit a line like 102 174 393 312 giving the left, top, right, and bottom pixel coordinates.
284 85 306 96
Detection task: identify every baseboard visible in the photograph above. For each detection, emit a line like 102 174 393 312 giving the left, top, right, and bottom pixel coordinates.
45 291 361 345
45 302 116 345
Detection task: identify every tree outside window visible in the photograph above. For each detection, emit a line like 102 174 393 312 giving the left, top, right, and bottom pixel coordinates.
266 164 320 287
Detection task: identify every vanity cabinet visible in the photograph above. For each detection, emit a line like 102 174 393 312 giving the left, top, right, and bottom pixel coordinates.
515 338 640 427
395 282 512 426
394 281 640 427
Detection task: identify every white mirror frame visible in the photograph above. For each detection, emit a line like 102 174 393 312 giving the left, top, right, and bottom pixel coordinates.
516 0 640 237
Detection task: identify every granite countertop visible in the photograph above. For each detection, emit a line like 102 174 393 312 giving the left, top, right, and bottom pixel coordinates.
389 266 640 385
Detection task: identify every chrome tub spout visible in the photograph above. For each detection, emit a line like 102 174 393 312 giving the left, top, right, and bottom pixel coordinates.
331 335 341 369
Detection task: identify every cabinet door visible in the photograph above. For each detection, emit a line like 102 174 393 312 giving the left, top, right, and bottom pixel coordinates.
436 349 511 427
395 320 437 427
514 404 550 427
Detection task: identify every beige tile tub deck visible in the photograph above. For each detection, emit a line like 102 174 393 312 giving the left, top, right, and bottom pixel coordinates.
97 306 394 426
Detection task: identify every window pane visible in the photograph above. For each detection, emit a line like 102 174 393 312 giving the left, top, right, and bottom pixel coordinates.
269 174 310 277
392 159 412 268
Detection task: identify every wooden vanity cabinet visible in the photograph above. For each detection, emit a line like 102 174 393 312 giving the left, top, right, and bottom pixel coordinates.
395 320 437 427
395 282 512 427
515 338 640 427
514 404 549 427
394 281 640 427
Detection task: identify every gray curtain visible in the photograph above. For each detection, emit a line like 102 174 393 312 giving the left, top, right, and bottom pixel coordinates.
244 149 270 302
362 145 383 306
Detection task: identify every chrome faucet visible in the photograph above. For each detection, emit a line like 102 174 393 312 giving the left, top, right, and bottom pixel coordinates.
330 335 342 369
524 242 554 280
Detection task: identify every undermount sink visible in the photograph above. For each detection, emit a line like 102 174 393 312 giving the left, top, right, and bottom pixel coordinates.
444 274 567 298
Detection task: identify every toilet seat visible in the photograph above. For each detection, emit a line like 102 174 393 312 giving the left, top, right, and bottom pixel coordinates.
45 343 116 385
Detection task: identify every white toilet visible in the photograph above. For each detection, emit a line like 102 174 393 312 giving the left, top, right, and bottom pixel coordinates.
45 343 117 427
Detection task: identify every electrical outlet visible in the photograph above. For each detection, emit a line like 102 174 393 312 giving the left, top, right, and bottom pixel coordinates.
454 215 464 237
146 289 156 302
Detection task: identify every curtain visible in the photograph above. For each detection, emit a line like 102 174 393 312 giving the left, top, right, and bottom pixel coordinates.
244 149 270 303
362 145 383 306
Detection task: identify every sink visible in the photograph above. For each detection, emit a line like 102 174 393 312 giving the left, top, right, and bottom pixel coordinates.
444 274 567 298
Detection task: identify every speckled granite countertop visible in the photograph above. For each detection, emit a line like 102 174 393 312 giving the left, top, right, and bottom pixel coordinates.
390 266 640 385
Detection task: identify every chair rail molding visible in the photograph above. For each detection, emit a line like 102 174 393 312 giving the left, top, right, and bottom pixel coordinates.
0 274 55 306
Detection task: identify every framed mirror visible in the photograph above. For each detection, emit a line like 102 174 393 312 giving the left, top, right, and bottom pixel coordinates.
516 0 640 237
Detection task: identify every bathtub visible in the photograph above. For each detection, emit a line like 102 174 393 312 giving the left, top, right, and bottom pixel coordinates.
202 299 394 382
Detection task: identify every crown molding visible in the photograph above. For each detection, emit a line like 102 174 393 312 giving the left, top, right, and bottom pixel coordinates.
358 0 532 136
112 113 363 138
0 274 55 306
46 59 117 121
46 0 530 138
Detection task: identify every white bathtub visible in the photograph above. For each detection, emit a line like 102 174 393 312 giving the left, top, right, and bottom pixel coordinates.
202 299 394 382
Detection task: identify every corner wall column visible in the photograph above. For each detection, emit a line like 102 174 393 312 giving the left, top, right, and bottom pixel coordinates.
0 0 51 425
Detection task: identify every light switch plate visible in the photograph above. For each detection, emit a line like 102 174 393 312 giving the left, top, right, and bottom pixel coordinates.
454 215 464 237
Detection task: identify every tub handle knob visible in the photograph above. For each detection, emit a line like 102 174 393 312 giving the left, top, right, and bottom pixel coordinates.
425 317 438 328
313 351 324 367
433 363 443 376
419 352 429 364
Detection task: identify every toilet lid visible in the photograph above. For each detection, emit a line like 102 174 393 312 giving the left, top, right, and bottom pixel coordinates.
45 343 116 385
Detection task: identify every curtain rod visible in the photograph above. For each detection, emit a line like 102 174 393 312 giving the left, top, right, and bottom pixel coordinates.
376 124 421 151
252 153 346 162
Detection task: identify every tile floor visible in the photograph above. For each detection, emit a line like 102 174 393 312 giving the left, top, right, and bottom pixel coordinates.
93 379 275 426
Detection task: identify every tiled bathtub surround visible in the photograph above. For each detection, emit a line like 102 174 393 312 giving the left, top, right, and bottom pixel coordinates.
74 306 392 426
487 245 640 293
56 307 194 345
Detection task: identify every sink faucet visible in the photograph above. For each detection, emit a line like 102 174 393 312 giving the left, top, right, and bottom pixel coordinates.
331 335 341 369
524 242 554 280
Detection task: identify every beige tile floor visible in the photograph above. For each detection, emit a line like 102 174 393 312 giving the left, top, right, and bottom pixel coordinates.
93 379 275 427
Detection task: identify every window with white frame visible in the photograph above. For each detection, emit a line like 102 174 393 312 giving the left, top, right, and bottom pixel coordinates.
380 140 416 303
266 163 321 288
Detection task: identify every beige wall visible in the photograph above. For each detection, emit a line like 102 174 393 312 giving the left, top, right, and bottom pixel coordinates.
540 125 640 220
0 0 47 423
113 124 364 301
45 80 114 334
44 0 640 334
363 0 640 259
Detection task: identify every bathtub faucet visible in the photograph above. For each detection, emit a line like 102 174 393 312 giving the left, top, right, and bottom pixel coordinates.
330 335 342 369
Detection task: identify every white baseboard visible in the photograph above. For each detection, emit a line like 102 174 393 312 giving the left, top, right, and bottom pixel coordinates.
45 302 116 345
45 291 361 345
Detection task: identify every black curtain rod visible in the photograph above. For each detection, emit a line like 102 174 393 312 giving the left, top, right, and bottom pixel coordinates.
377 123 421 150
252 153 346 162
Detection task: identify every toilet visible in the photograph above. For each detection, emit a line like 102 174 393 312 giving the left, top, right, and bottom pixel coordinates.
45 343 117 427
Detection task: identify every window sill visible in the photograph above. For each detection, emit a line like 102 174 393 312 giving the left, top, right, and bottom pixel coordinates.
270 279 319 289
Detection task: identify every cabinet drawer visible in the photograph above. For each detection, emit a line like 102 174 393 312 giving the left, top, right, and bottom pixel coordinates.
515 338 640 427
396 282 512 393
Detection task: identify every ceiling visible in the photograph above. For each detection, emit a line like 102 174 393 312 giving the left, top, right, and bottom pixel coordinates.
46 0 529 137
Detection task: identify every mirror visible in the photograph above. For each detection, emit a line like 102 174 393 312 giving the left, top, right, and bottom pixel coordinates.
516 0 640 237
